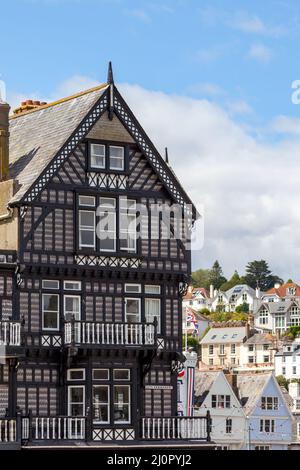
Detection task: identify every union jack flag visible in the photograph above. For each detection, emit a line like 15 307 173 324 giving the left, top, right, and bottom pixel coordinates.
185 307 199 329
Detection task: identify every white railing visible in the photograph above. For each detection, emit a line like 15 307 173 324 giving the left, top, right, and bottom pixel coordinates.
141 416 210 441
65 321 156 347
31 417 86 440
0 322 21 346
0 419 17 442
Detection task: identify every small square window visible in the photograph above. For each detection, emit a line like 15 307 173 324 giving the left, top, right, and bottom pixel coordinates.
67 369 85 381
113 369 130 381
42 280 59 290
79 195 96 207
145 285 161 295
93 369 109 380
64 281 82 291
125 284 141 293
91 144 105 168
109 146 124 170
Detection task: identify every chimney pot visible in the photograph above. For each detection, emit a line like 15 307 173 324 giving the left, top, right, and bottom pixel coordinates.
27 100 33 105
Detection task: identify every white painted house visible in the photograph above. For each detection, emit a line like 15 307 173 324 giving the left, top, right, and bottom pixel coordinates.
194 371 246 450
275 337 300 379
254 300 300 335
238 333 277 373
210 284 260 313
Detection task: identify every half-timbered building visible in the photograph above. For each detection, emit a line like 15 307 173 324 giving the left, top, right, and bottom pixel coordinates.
0 64 211 449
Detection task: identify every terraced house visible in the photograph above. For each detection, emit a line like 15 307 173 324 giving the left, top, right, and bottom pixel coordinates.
0 64 211 449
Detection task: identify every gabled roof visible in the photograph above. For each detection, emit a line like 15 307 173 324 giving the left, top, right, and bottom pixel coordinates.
226 284 256 299
200 326 248 344
183 287 210 301
9 84 108 204
237 373 272 415
194 371 220 403
254 299 295 315
7 69 197 216
265 282 300 298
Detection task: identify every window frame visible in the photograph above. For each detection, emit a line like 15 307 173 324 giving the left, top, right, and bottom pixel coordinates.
67 369 86 381
68 385 85 417
88 140 129 174
93 384 110 424
79 209 96 249
42 293 59 331
64 294 81 321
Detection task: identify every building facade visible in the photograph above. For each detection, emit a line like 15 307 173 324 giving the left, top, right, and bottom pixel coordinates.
275 337 300 380
0 65 211 449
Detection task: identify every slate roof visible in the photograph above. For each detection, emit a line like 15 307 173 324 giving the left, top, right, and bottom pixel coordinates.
236 373 271 414
254 299 294 315
194 371 220 406
200 326 248 345
245 333 275 345
8 85 108 204
226 284 256 299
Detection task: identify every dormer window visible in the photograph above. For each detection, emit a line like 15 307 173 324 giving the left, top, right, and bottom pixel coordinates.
89 143 125 171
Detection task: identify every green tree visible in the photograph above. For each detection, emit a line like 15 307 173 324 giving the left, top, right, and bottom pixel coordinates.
199 308 211 316
244 260 283 290
208 260 227 290
191 269 211 289
220 271 241 291
286 326 300 339
235 302 249 314
276 375 289 391
183 335 199 349
287 279 293 283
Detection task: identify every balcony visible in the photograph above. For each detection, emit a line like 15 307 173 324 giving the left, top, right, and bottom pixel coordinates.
0 417 21 450
22 416 86 441
0 321 21 347
140 414 211 441
64 319 157 349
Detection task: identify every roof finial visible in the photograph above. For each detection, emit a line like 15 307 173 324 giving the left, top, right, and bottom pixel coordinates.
165 147 169 164
107 61 114 85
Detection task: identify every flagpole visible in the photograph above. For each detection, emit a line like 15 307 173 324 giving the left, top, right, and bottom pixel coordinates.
185 307 188 352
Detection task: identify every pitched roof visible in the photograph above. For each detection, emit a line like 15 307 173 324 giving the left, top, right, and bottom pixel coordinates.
194 371 220 401
245 333 276 345
226 284 256 298
9 85 108 204
200 326 248 344
265 282 300 298
254 299 294 315
183 287 210 301
236 373 272 414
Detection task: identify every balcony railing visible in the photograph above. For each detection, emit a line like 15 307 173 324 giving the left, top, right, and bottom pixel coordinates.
141 413 211 441
0 321 21 347
64 320 157 348
22 416 86 441
0 418 17 443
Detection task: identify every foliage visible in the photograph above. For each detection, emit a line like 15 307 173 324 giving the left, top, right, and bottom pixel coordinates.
235 302 249 313
220 271 241 291
191 269 211 290
183 334 199 349
276 375 289 391
199 308 211 316
286 279 293 283
285 326 300 339
208 260 227 290
244 260 283 290
208 311 248 322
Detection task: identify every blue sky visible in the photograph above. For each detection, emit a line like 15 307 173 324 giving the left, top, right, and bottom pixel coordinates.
2 0 300 280
2 0 300 125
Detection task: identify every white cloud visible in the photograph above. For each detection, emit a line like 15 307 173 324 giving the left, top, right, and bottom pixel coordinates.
187 82 224 97
269 115 300 135
124 8 151 23
230 12 286 37
8 76 300 280
248 43 273 63
226 100 253 115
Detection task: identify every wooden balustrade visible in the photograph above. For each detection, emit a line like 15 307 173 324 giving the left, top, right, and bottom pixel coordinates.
0 321 21 347
0 419 17 443
64 320 157 347
141 414 211 441
23 417 86 441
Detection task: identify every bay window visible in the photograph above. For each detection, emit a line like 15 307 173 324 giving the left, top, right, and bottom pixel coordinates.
120 199 136 252
93 385 110 423
114 385 130 423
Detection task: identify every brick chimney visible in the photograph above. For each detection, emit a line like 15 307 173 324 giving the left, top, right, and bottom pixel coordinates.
13 99 47 116
224 372 239 398
0 100 10 181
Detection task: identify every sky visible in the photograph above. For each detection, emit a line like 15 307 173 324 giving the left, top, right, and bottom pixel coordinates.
2 0 300 280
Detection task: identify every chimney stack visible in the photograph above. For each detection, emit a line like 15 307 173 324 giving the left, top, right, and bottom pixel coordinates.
210 284 214 298
0 100 10 181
